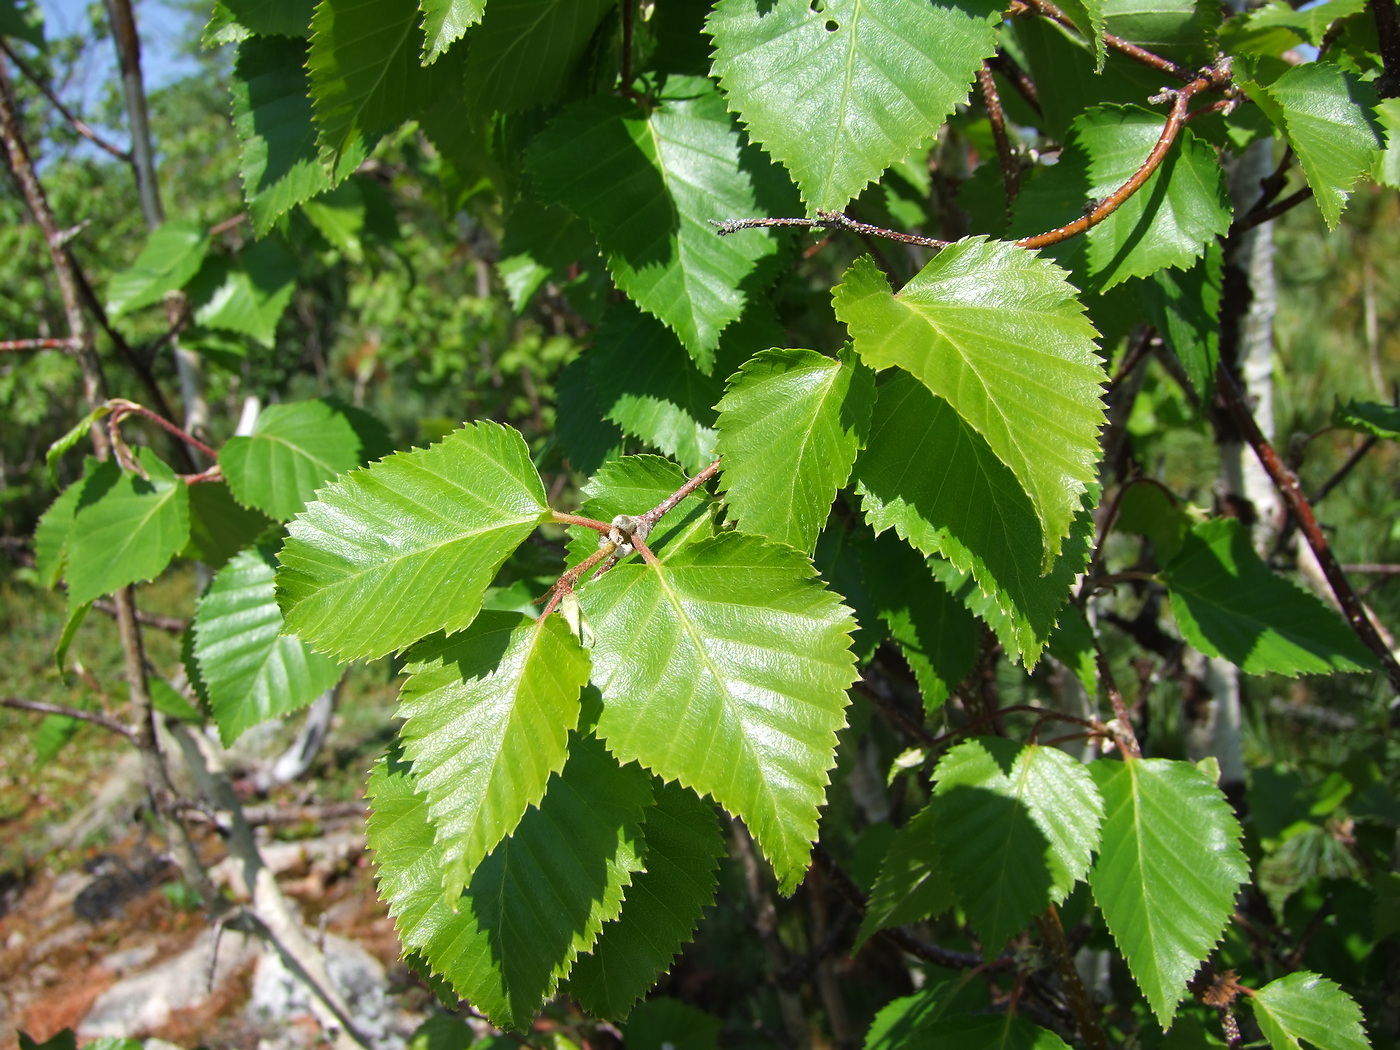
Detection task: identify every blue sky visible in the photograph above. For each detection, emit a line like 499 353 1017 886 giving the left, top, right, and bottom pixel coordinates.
36 0 204 92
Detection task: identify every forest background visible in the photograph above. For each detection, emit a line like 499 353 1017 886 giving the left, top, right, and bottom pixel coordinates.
2 0 1400 1048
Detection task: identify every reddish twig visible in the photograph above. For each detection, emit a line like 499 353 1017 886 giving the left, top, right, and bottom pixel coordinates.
208 212 247 238
1216 364 1400 697
107 398 220 461
1017 67 1229 251
0 337 80 352
712 212 951 249
1093 638 1142 757
1 695 136 741
0 39 133 163
978 63 1020 206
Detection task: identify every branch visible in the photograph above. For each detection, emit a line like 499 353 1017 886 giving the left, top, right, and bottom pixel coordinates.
1016 67 1229 251
0 337 79 352
987 51 1042 117
1215 364 1400 698
712 211 951 249
0 39 133 163
1036 906 1112 1050
978 62 1020 207
1094 635 1142 758
1372 0 1400 97
0 695 136 741
108 397 221 461
91 597 188 634
1019 0 1195 81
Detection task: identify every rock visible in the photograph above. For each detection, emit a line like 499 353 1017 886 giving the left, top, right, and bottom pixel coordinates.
77 928 259 1040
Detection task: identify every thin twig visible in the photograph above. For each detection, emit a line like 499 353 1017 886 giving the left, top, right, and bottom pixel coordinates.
1226 186 1314 247
978 63 1020 207
712 212 952 250
1093 638 1142 757
1342 563 1400 575
987 51 1042 117
1016 67 1229 251
1020 0 1195 80
1215 364 1400 698
208 212 246 237
634 457 722 537
91 598 188 633
108 398 220 460
0 337 80 352
1311 435 1379 506
0 39 133 163
1 695 136 741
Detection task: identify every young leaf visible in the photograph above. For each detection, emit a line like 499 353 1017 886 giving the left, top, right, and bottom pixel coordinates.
834 241 1105 565
858 529 979 712
857 802 957 946
1056 0 1107 69
193 546 343 746
463 0 612 111
1333 398 1400 440
1163 518 1382 676
568 781 724 1020
1250 972 1371 1050
1089 758 1249 1028
106 220 209 318
231 36 369 235
419 0 485 63
219 397 393 521
1242 62 1383 230
707 0 999 213
715 347 875 554
186 238 297 348
35 468 91 590
528 78 782 367
564 455 715 569
398 612 591 902
276 420 549 661
579 532 857 893
855 373 1092 665
66 451 190 608
928 738 1103 956
367 734 651 1031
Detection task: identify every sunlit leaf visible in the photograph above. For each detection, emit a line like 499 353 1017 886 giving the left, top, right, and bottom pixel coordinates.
419 0 485 62
106 221 208 318
1250 972 1371 1050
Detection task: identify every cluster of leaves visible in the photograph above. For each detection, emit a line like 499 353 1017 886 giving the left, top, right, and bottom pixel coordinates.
14 0 1400 1043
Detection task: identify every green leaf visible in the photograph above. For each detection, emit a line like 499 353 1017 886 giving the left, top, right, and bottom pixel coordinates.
890 1015 1074 1050
463 0 612 111
1251 972 1371 1050
556 353 626 475
497 199 598 312
1102 0 1217 59
222 0 317 36
66 451 190 608
398 612 591 902
1089 757 1249 1028
419 0 485 62
0 0 45 49
35 464 94 590
1056 0 1107 69
187 238 298 347
193 547 343 746
855 373 1093 665
857 803 957 946
1163 518 1382 676
1140 242 1222 401
1333 398 1400 440
716 347 874 554
1373 98 1400 189
54 601 91 675
623 998 723 1050
564 455 715 569
219 398 393 521
864 984 965 1050
528 79 783 366
834 242 1106 565
367 734 650 1031
308 0 436 163
859 529 979 712
1243 63 1382 230
579 532 857 893
181 482 275 569
45 406 111 485
106 221 209 318
1243 0 1365 46
276 421 549 661
149 678 205 724
707 0 999 213
33 706 85 767
569 781 724 1020
928 738 1103 956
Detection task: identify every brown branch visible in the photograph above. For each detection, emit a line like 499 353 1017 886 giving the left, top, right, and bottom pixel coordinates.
1 695 136 741
987 51 1042 117
1372 0 1400 97
1020 0 1195 80
1226 187 1314 250
1094 637 1142 758
1017 68 1228 251
1036 906 1112 1050
1216 364 1400 698
712 212 952 250
0 39 133 163
0 337 79 352
208 212 247 238
91 598 188 634
109 398 220 461
636 456 722 535
978 63 1020 207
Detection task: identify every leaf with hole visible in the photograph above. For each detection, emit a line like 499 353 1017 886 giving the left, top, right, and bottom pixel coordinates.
276 420 549 661
579 531 857 893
